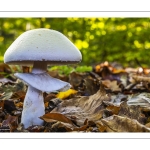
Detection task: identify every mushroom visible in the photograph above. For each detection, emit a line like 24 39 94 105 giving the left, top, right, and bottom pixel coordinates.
4 28 82 128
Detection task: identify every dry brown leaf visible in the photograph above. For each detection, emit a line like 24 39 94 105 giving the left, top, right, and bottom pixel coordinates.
27 125 45 132
44 102 49 108
84 78 100 95
50 121 73 132
11 91 26 101
101 115 150 132
52 85 110 126
102 80 121 92
15 102 23 108
106 105 120 115
40 112 74 125
2 115 18 132
96 120 107 132
69 72 86 89
44 93 56 102
145 122 150 128
127 93 150 107
119 102 146 124
132 75 150 83
0 100 4 110
47 118 96 132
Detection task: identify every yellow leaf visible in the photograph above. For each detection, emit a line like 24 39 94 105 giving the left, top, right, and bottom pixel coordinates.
56 89 78 100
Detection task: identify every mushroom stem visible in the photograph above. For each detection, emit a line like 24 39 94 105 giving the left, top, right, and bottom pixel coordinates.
21 61 47 128
21 85 45 128
32 61 47 74
17 61 71 128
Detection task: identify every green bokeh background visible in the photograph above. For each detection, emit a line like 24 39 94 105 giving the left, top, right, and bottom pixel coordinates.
0 18 150 67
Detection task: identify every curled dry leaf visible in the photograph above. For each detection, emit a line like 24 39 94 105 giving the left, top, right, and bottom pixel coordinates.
101 115 150 132
44 117 97 132
51 85 110 126
50 121 73 132
40 112 74 125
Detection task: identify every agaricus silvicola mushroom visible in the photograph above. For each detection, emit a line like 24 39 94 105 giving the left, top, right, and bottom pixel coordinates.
4 28 82 128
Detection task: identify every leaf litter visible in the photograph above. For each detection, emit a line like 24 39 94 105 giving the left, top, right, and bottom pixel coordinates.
1 62 150 132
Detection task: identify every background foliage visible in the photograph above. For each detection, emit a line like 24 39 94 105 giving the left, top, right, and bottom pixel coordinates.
0 18 150 67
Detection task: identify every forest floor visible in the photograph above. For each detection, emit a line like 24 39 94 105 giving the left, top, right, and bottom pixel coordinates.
1 61 150 132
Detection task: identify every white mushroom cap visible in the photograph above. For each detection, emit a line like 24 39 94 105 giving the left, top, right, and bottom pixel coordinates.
4 28 82 65
15 72 71 93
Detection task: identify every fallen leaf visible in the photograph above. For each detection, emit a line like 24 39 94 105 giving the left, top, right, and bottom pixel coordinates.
48 98 62 112
0 100 4 110
44 93 56 102
69 72 87 89
93 63 122 81
40 112 74 125
4 100 17 112
119 101 146 124
56 89 78 100
45 102 49 108
50 121 73 132
127 93 150 107
27 125 45 132
15 102 23 108
106 105 120 115
83 78 100 95
110 93 127 106
2 115 18 132
0 92 13 100
145 122 150 128
102 80 121 92
132 74 150 83
52 84 110 126
0 80 26 101
95 120 107 132
11 91 26 101
101 115 150 132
